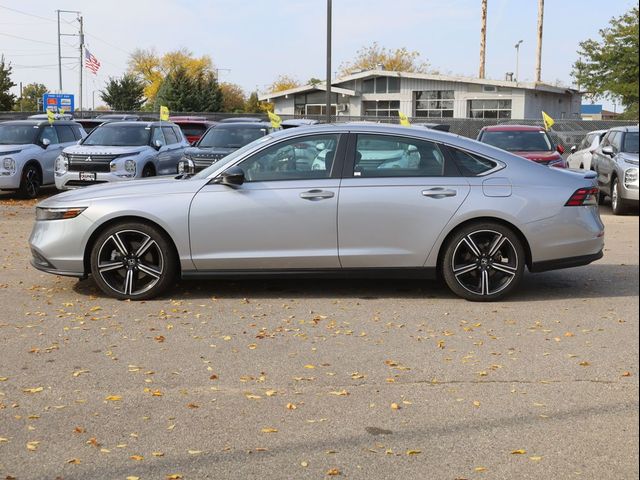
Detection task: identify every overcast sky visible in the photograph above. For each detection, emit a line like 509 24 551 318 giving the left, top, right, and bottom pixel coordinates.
1 0 635 110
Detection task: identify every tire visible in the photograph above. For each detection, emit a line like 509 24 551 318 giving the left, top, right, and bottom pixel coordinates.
90 222 178 300
142 164 155 178
441 222 525 302
610 177 628 215
19 164 41 199
597 189 607 205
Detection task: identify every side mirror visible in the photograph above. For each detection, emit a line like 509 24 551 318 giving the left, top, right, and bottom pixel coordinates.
556 145 565 155
601 145 614 156
40 138 51 149
153 139 163 150
215 165 245 186
570 145 577 153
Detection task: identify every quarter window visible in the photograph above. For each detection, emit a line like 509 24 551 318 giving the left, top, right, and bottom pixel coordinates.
353 134 445 177
239 134 340 182
447 147 498 176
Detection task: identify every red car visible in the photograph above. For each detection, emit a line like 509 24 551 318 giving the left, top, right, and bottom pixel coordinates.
477 125 566 168
170 116 217 144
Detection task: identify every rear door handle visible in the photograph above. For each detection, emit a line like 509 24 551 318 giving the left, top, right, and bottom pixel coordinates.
422 187 457 198
300 189 335 201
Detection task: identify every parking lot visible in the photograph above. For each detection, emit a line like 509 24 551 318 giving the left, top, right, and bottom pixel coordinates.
0 193 638 479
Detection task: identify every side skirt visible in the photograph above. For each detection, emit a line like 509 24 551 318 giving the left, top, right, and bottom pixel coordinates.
181 267 438 280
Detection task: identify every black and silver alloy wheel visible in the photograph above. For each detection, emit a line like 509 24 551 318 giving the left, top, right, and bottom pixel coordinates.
90 223 177 300
442 223 525 301
19 164 41 199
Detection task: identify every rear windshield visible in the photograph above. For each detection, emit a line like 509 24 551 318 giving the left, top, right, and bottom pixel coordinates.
0 124 39 145
83 124 150 146
623 132 639 153
179 123 209 137
198 126 269 148
480 130 553 152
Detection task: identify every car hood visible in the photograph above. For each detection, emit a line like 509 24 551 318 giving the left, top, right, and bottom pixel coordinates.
512 151 562 162
0 143 34 154
38 176 208 206
620 152 639 166
63 145 150 156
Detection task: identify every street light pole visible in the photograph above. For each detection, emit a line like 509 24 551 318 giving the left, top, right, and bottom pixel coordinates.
514 40 523 82
325 0 332 123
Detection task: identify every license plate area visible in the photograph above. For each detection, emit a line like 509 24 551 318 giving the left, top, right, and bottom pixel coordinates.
79 172 96 181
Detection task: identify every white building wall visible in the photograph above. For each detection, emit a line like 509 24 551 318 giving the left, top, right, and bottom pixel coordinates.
523 91 581 119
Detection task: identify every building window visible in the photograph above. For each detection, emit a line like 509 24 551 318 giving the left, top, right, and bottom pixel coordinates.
468 99 512 119
415 91 454 118
305 104 337 115
362 77 401 94
362 100 400 117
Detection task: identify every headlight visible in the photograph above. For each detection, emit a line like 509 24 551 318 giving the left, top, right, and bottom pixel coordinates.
625 168 638 188
178 158 195 175
124 159 136 174
36 207 87 221
2 157 16 173
55 155 68 174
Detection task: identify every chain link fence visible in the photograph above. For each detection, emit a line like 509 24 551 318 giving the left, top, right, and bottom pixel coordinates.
1 110 636 155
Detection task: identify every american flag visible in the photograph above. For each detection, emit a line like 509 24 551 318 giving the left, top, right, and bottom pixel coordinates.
84 49 101 75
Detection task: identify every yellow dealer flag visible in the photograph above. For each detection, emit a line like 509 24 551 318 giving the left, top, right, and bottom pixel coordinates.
542 111 555 131
160 105 170 121
267 110 282 129
398 111 411 127
46 109 55 125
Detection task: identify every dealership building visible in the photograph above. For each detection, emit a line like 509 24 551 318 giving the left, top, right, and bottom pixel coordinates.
260 69 582 120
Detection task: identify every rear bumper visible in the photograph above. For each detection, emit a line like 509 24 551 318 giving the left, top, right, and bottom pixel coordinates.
530 250 603 273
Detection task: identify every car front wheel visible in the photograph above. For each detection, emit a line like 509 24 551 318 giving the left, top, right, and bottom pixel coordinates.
19 164 41 199
441 223 525 301
90 222 178 300
611 178 628 215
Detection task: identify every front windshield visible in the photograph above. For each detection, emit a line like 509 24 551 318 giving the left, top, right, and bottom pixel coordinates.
0 124 38 145
82 125 150 146
198 126 268 148
481 130 553 152
193 135 273 179
623 132 639 154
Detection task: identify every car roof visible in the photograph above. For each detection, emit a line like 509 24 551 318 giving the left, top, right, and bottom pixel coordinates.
214 121 272 129
609 125 639 133
0 119 80 127
219 117 264 123
99 121 179 127
481 124 545 132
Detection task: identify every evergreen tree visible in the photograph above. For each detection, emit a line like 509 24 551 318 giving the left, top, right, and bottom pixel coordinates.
14 83 47 112
0 56 17 111
245 92 262 113
100 74 146 111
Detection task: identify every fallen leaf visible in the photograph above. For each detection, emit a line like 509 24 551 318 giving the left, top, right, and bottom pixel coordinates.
622 372 632 377
66 458 81 464
26 441 39 451
130 454 144 461
23 387 43 394
578 361 591 367
166 475 183 480
301 461 309 467
511 449 527 454
72 369 90 377
105 395 122 401
326 468 342 476
286 403 297 410
529 456 543 461
474 466 487 472
126 477 140 480
186 403 199 409
265 390 278 397
407 450 422 455
329 389 349 396
304 364 316 369
261 427 278 433
152 451 165 457
390 403 400 410
188 450 203 455
473 401 481 408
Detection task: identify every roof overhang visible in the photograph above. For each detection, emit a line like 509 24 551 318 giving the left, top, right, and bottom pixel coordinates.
259 84 356 102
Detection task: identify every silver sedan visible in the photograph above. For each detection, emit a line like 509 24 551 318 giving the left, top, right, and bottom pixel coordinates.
29 124 605 301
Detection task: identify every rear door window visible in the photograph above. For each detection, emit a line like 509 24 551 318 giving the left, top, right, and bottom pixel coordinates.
55 125 77 143
162 126 178 145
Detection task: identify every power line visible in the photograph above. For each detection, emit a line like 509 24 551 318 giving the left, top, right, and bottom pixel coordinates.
85 32 131 56
0 3 56 23
0 32 58 46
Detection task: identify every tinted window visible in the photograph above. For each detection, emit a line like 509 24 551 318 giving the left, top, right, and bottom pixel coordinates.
162 126 178 145
610 132 623 151
448 147 498 176
55 125 76 143
199 126 269 148
239 134 339 182
84 125 151 146
151 127 165 146
39 126 59 144
172 126 184 142
480 130 552 152
353 134 445 177
178 123 208 137
0 124 39 145
623 132 639 153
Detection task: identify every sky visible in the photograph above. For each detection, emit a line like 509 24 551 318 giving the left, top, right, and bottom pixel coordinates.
0 0 636 111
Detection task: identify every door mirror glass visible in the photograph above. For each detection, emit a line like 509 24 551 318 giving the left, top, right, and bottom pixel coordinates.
570 145 577 153
40 138 51 148
216 165 245 186
602 145 614 156
153 139 163 150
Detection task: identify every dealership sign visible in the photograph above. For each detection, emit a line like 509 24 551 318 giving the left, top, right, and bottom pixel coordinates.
42 93 75 113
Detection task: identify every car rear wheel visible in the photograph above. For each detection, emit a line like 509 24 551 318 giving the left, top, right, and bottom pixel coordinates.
19 164 41 199
90 222 177 300
611 178 628 215
441 223 525 301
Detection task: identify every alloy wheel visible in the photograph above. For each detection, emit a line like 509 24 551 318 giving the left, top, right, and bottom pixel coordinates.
451 229 519 296
22 167 41 198
611 182 619 212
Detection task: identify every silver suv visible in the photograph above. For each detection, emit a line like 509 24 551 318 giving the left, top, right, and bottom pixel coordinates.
55 121 188 190
592 126 639 215
0 120 85 198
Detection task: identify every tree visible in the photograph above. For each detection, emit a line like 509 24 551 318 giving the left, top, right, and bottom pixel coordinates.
15 83 47 111
572 6 639 118
244 92 262 113
268 75 300 93
339 42 430 77
100 74 146 111
128 48 214 104
0 55 16 111
155 67 222 112
219 82 246 112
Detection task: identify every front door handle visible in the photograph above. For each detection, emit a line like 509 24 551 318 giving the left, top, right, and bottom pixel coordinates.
300 189 335 201
422 187 457 198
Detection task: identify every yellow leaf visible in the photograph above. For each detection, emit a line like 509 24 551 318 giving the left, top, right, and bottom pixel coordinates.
152 451 165 457
245 393 262 400
286 403 297 410
66 458 81 464
326 468 341 476
304 364 316 369
579 361 591 367
89 306 102 312
301 461 309 467
0 377 8 381
23 387 43 393
130 454 144 461
390 403 400 410
529 456 543 461
474 466 487 472
127 477 140 480
0 437 8 443
511 449 527 454
166 475 183 480
105 395 122 401
72 369 90 377
26 441 39 451
188 450 203 455
473 400 481 407
261 427 278 433
329 389 349 396
407 449 422 455
265 390 277 397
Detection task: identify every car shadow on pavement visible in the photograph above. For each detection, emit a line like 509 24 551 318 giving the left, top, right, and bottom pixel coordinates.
72 263 638 303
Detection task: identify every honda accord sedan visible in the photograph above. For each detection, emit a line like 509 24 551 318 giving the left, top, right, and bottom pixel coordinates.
29 124 604 301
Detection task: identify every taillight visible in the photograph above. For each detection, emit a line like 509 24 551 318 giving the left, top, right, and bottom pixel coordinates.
565 187 599 206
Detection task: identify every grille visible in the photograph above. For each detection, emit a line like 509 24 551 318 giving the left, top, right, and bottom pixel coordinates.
64 180 109 187
193 154 225 168
68 154 118 173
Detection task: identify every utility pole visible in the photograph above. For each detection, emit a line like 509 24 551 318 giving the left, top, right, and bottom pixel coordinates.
535 0 544 83
325 0 332 123
57 11 62 91
56 10 82 104
79 15 84 114
514 40 523 82
479 0 487 79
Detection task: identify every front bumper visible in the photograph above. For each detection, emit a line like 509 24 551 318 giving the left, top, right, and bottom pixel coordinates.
55 171 137 190
0 171 20 189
